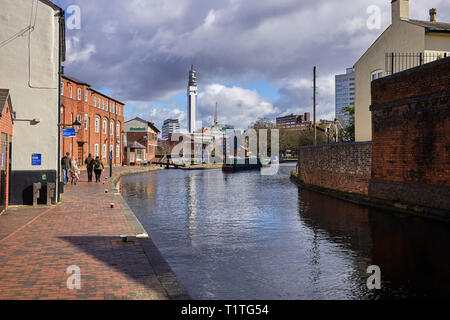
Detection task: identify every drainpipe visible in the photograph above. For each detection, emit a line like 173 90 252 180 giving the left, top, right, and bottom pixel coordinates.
57 8 65 202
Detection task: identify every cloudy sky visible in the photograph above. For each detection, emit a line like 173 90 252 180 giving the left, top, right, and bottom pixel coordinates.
53 0 450 131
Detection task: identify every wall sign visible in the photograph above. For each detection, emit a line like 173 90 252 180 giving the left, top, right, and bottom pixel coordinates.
63 129 76 137
32 154 42 166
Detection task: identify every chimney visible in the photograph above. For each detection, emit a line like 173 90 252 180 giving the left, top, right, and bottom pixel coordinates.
391 0 409 24
430 8 437 22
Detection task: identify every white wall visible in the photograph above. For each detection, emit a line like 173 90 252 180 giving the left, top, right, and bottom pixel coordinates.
0 0 60 171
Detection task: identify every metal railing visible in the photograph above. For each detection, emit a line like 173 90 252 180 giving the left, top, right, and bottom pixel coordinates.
385 52 448 75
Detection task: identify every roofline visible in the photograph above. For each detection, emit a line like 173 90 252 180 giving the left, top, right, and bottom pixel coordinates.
425 29 450 35
125 117 161 133
89 88 125 106
0 90 14 123
62 75 90 86
40 0 62 11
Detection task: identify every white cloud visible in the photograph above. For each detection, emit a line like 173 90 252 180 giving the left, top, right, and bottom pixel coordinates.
66 36 96 63
198 84 279 129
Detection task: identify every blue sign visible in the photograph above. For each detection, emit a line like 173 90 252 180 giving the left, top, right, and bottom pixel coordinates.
109 153 113 160
63 129 76 138
32 154 42 166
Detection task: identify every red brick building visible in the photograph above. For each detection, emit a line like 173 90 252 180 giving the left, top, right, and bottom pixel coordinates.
0 89 14 212
61 76 125 166
124 117 159 165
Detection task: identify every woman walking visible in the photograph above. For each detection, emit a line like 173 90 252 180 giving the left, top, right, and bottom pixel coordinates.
70 157 80 185
93 156 105 183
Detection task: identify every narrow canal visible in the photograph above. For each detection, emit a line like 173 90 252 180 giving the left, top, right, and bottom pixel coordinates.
121 164 450 300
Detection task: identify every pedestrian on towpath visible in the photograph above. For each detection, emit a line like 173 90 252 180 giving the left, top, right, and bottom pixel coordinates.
61 152 72 185
70 157 80 185
93 156 105 183
85 153 95 182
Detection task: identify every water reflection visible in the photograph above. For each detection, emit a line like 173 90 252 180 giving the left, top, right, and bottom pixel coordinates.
121 165 450 300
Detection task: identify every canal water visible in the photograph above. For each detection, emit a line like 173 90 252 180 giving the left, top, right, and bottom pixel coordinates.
121 164 450 300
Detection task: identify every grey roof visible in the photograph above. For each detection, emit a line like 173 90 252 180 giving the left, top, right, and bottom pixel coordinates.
62 75 90 86
408 19 450 33
126 117 160 133
127 141 146 149
0 89 13 119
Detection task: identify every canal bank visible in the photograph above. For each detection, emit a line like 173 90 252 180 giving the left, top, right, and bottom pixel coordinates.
121 164 450 299
290 170 450 223
0 166 189 300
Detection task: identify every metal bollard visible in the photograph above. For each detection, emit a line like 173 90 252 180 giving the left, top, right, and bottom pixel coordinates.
47 183 56 206
33 182 42 206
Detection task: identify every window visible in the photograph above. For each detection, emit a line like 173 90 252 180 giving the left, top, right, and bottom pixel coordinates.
70 86 73 99
110 122 114 136
95 118 100 133
77 88 82 101
116 123 120 137
94 144 99 157
371 70 384 81
84 114 88 130
112 103 115 114
94 96 97 107
102 100 105 110
103 144 107 158
116 145 120 158
85 89 88 102
61 82 64 96
103 120 107 134
110 144 113 157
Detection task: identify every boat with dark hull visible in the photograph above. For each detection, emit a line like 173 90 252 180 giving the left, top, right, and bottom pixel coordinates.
222 158 262 173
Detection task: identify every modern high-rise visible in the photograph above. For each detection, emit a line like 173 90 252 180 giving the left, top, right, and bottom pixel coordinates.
335 67 355 128
162 119 180 139
187 65 198 133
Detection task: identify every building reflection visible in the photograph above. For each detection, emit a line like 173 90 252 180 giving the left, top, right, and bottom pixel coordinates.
298 188 450 298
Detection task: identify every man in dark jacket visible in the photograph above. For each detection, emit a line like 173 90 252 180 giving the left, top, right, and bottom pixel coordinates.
61 152 72 184
93 156 105 183
85 154 94 182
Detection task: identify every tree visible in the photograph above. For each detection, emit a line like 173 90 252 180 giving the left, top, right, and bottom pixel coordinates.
341 105 355 142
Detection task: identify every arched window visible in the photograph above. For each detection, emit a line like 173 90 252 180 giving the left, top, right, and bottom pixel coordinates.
103 119 107 134
95 118 100 133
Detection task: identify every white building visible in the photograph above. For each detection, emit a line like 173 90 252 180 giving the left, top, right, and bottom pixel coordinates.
335 68 355 128
0 0 65 205
162 118 180 139
187 65 198 133
354 0 450 141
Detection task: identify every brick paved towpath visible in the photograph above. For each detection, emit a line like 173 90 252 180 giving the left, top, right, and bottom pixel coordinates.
0 167 189 300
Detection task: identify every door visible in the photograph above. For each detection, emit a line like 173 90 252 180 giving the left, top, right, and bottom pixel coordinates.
77 144 84 166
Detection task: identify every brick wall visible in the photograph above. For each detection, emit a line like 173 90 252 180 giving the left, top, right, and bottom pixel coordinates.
298 142 372 195
370 57 450 211
0 98 13 210
61 76 125 166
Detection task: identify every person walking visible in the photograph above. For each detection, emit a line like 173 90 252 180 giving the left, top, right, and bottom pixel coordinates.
85 154 94 182
61 152 72 185
70 157 80 185
93 156 104 183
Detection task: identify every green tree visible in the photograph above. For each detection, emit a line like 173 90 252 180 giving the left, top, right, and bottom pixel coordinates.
341 105 355 142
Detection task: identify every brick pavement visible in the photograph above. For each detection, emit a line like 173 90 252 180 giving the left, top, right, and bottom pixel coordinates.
0 167 172 300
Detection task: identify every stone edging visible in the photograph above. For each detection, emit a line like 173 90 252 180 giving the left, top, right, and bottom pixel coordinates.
290 171 449 224
109 168 192 300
